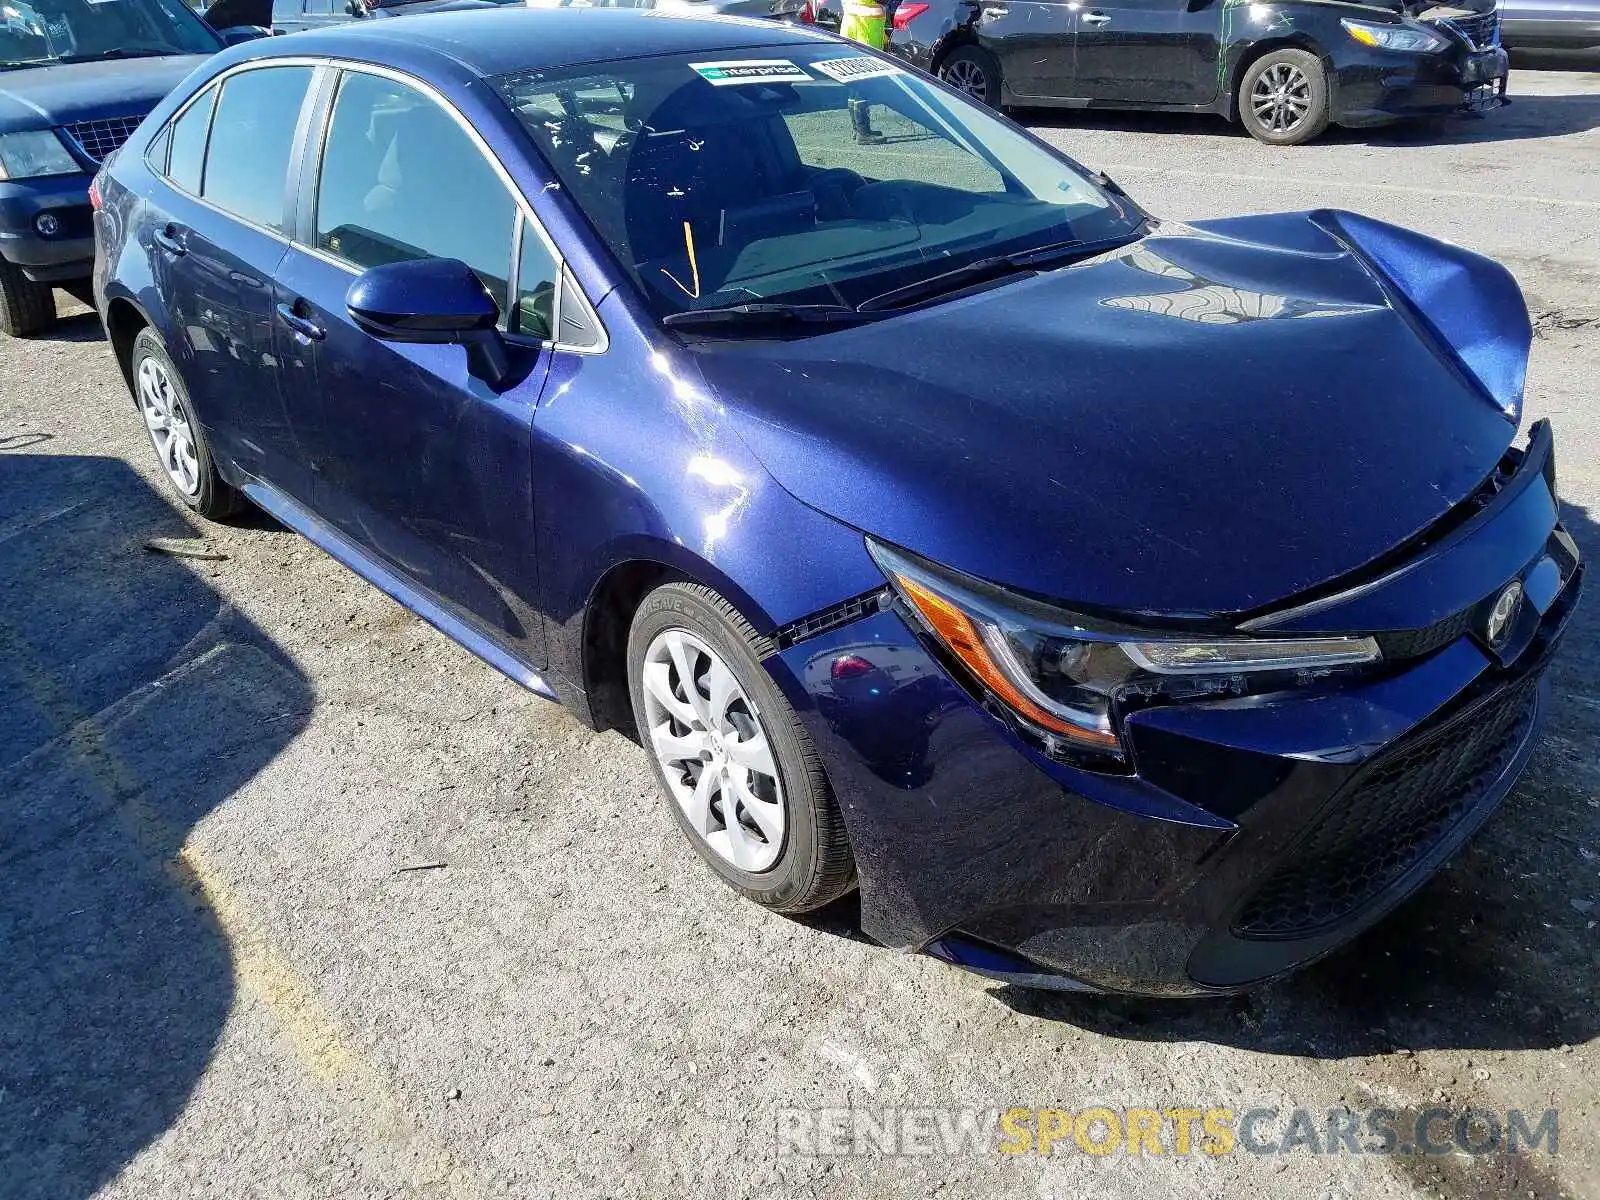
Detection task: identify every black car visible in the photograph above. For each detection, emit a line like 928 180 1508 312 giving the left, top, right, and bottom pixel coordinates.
889 0 1510 144
0 0 265 336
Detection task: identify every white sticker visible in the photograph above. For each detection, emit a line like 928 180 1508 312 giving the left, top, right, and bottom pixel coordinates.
690 59 813 87
811 56 906 83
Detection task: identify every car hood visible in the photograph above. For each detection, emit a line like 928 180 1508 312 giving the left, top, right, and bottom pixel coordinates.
693 211 1527 621
0 57 206 131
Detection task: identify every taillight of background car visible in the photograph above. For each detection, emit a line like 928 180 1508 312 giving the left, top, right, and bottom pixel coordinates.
892 2 929 28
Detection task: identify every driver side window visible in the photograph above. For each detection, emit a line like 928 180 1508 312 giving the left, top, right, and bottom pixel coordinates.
315 70 518 324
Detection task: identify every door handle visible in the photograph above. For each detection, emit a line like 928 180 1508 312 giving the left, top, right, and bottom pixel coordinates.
276 301 325 343
153 225 186 256
1081 9 1111 22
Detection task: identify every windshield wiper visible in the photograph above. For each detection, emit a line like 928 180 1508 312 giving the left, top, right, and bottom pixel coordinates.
857 230 1146 313
53 48 177 63
661 302 876 331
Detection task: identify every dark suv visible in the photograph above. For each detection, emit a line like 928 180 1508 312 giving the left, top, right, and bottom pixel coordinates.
0 0 263 335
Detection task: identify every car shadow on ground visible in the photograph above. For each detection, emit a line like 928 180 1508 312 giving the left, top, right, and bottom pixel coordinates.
0 451 313 1200
30 305 106 345
988 500 1599 1061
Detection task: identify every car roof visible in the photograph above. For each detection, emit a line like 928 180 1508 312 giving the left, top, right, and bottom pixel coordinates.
259 8 838 79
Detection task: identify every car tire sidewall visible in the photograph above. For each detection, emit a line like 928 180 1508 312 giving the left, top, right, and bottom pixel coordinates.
129 327 237 520
626 583 842 912
1239 49 1331 146
939 46 1003 109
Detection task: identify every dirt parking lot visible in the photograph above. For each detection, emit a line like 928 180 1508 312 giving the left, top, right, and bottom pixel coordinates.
2 64 1598 1200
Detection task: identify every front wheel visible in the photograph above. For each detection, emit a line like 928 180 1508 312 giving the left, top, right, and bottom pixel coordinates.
1238 49 1331 146
0 257 56 337
627 581 856 913
938 45 1003 110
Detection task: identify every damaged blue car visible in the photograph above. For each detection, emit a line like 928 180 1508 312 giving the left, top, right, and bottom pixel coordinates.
94 10 1581 994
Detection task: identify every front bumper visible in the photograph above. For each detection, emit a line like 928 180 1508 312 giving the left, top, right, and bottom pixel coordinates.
767 427 1580 996
0 174 96 282
1331 45 1510 127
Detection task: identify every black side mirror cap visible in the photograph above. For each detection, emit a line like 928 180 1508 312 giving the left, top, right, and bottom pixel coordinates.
346 258 509 387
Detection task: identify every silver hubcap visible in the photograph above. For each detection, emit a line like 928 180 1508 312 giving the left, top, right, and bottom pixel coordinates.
641 629 786 873
1251 62 1312 133
137 357 200 497
944 59 988 101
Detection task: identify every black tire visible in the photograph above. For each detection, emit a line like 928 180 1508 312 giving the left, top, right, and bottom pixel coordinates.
0 256 57 337
1238 48 1331 146
128 327 244 521
938 45 1003 110
627 581 856 914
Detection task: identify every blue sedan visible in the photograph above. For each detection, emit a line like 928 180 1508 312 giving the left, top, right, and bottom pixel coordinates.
93 9 1581 996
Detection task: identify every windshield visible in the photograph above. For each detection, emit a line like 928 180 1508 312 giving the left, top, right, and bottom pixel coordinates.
494 45 1142 320
0 0 219 69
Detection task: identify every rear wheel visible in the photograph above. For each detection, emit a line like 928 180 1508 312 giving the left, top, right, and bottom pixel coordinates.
938 45 1003 109
1238 49 1331 146
129 327 243 520
627 581 855 913
0 257 57 337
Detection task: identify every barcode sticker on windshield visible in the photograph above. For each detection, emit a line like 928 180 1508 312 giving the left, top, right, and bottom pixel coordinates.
811 57 905 83
690 60 814 87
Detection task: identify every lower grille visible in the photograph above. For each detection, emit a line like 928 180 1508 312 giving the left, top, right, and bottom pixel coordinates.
61 115 145 165
1234 673 1540 939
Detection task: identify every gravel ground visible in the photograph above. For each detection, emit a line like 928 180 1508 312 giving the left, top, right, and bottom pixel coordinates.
2 66 1598 1200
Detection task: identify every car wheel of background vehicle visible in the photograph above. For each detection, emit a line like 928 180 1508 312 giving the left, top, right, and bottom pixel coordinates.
939 46 1003 109
0 257 57 338
627 581 856 914
129 327 243 520
1239 49 1330 146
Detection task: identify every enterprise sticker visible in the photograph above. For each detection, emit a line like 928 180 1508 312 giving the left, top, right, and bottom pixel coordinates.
811 56 906 83
690 59 813 86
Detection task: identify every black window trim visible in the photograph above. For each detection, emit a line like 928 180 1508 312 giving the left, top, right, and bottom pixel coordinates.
299 60 607 356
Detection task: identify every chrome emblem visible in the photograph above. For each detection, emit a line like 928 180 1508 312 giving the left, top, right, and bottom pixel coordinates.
1486 580 1524 648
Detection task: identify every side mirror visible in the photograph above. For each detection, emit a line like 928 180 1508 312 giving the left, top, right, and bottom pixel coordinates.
215 23 272 43
347 258 509 387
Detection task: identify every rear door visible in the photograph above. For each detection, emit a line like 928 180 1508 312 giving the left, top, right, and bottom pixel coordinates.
1069 0 1219 104
141 62 317 498
271 66 555 665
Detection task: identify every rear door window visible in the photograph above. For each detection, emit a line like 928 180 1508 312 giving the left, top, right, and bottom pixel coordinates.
314 70 518 322
200 65 315 232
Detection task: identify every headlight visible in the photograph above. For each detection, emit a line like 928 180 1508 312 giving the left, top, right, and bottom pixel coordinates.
868 539 1381 763
0 130 80 181
1341 18 1450 52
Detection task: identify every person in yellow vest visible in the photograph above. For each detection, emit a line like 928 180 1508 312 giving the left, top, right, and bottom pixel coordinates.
839 0 892 145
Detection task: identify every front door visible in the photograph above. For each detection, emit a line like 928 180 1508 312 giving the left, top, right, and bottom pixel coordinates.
273 68 554 665
1069 0 1220 105
144 63 316 498
980 0 1079 101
